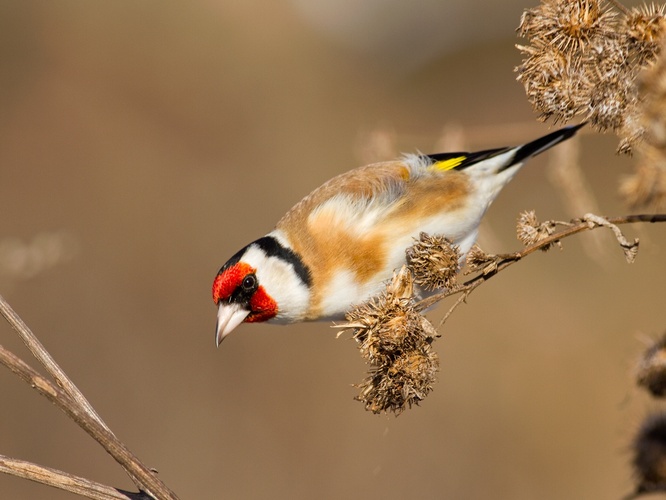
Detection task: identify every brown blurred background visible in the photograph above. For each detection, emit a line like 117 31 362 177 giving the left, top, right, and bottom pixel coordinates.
1 1 664 499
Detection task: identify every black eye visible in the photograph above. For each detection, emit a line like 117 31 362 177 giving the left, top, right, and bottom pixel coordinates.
242 274 257 291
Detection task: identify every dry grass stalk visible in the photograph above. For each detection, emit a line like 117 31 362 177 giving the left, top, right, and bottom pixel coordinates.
0 295 179 499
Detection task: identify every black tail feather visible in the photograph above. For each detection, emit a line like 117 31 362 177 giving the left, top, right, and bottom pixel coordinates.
423 123 585 173
511 122 586 165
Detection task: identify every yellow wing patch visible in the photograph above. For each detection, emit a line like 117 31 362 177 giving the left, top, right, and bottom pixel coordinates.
431 156 467 171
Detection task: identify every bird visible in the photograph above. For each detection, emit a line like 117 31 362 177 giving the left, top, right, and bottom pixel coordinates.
212 124 584 345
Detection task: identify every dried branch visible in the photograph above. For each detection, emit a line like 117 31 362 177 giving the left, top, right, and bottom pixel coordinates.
415 213 666 319
0 296 180 500
0 296 107 429
0 455 147 500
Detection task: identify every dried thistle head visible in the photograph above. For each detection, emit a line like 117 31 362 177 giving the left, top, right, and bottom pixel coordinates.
406 232 461 291
619 112 647 154
516 0 666 151
342 266 440 415
637 333 666 397
518 0 617 53
632 412 666 496
516 0 630 132
516 43 590 123
624 3 666 66
356 345 439 415
465 244 499 275
516 210 558 250
348 293 428 364
584 37 636 132
345 267 435 361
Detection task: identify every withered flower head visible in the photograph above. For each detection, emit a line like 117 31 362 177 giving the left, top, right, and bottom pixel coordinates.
516 0 666 151
516 210 557 250
637 333 666 397
465 244 499 275
406 232 461 291
631 412 666 496
356 345 439 415
516 44 590 124
342 267 440 415
518 0 617 53
584 37 635 132
624 3 666 65
345 267 431 362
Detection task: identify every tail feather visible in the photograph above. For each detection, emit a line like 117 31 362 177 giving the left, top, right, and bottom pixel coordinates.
510 122 586 166
424 123 585 173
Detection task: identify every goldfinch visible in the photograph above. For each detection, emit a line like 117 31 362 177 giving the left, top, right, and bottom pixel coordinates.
212 124 584 344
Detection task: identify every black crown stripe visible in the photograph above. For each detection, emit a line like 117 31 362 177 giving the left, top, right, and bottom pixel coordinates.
253 236 312 288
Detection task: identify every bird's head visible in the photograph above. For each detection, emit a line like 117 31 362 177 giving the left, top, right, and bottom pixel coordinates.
212 235 312 345
212 257 278 346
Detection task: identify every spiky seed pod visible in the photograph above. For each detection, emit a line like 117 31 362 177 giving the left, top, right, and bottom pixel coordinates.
343 267 440 415
516 44 591 123
465 244 498 274
345 266 422 363
355 345 439 415
350 296 427 364
631 412 666 496
584 36 636 132
624 4 666 66
637 333 666 397
517 0 617 53
516 0 666 151
406 232 461 291
516 210 557 250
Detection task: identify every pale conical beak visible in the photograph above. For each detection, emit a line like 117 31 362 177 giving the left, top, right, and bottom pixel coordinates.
216 303 250 346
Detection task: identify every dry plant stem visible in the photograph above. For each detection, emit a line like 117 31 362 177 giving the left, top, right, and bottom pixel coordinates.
0 295 174 497
0 455 148 500
0 295 156 497
0 345 179 500
416 213 666 314
0 296 107 430
436 291 469 331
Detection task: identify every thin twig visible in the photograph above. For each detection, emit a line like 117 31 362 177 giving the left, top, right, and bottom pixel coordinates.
0 455 149 500
0 296 109 429
436 291 469 330
0 344 179 500
416 214 666 320
0 295 165 496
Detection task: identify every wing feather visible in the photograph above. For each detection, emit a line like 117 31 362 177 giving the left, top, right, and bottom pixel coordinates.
277 161 411 232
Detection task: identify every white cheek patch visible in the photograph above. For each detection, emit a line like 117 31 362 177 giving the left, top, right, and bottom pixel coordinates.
242 245 311 323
